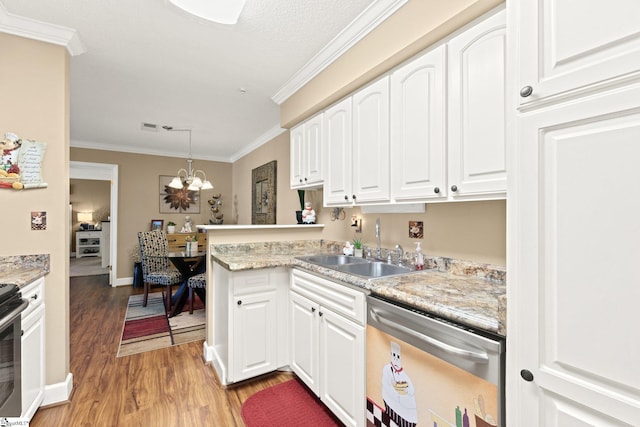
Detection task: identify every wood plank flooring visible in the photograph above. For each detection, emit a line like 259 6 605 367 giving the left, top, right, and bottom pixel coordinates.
30 275 294 427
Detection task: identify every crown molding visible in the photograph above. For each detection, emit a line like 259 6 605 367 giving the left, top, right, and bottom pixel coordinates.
271 0 407 105
228 125 286 163
0 1 85 55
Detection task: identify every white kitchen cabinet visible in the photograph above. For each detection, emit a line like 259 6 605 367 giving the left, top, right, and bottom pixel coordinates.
508 2 640 425
290 269 366 427
447 7 507 199
323 97 353 206
212 265 288 385
517 0 640 109
75 230 102 258
324 77 390 207
290 112 323 189
20 277 45 421
390 44 446 201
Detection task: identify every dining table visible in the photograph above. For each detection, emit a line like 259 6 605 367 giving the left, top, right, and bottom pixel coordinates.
166 250 206 317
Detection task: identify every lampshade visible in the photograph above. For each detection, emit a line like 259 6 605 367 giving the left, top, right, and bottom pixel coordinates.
78 212 93 223
163 127 214 192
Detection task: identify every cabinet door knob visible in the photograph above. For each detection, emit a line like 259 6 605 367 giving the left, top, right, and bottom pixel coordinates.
299 178 303 183
520 86 533 97
344 195 349 201
352 195 356 200
31 294 38 300
434 187 440 194
319 311 323 317
304 177 308 182
451 185 458 192
237 300 242 306
311 307 316 313
520 369 534 382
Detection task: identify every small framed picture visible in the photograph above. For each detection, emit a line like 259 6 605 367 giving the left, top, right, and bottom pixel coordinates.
31 211 47 230
150 219 164 231
409 221 423 239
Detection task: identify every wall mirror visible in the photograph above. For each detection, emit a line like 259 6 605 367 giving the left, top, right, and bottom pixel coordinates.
251 160 277 224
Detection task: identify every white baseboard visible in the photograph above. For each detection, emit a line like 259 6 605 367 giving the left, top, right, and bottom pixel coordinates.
42 372 73 406
114 276 134 287
202 340 214 362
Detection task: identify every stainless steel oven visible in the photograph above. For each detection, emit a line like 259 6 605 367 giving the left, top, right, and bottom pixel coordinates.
366 295 505 427
0 284 28 417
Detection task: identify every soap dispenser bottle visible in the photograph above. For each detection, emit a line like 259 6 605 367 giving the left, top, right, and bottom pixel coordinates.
414 242 425 270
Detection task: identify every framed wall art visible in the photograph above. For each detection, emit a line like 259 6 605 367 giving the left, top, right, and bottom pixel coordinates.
150 219 164 231
159 175 200 214
251 160 277 224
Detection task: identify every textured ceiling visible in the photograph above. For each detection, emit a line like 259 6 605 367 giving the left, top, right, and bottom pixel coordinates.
1 0 376 161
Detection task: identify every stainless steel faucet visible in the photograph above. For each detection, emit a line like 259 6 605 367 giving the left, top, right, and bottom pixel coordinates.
375 218 381 258
395 244 403 265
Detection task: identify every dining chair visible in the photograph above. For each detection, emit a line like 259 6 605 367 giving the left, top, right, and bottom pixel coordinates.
187 273 206 314
137 230 183 309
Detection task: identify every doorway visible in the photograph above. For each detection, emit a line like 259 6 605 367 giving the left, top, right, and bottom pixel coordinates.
69 161 119 286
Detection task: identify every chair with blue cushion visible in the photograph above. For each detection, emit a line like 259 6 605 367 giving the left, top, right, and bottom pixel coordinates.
187 273 206 314
137 230 183 309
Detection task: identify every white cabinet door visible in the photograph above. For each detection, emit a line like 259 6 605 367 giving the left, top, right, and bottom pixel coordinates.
448 8 507 198
290 291 320 395
304 113 323 187
391 45 446 201
324 97 353 206
21 303 45 420
289 123 305 188
290 113 323 189
231 290 278 382
513 85 640 426
517 0 640 108
319 308 365 427
352 76 390 204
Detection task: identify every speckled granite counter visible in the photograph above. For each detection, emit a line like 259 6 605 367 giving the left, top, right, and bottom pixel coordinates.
210 241 506 336
0 254 50 288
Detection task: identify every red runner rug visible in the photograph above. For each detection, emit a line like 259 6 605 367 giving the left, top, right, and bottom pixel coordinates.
241 378 343 427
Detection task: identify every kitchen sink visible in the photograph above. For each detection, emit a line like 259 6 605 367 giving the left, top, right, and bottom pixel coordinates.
335 261 413 278
298 254 369 266
296 255 416 279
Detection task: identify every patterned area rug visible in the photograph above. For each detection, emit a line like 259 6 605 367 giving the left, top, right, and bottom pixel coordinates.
117 292 205 357
241 379 342 427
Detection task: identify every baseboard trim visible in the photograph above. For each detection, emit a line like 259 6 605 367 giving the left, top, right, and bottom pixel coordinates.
42 372 74 406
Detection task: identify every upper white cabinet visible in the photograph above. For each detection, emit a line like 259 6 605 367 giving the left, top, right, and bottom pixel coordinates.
290 113 323 189
323 97 353 205
517 0 640 108
447 8 507 199
324 77 391 206
390 45 446 201
352 76 391 204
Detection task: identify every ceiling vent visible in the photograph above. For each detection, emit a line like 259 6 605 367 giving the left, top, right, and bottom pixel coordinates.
141 122 159 132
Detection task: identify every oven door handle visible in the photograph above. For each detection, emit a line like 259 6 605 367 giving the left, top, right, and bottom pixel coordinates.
370 308 489 363
0 299 29 331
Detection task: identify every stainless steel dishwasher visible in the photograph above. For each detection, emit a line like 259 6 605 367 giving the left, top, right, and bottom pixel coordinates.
366 295 504 427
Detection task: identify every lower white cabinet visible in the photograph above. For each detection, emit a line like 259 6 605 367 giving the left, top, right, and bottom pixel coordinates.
20 277 45 421
290 269 366 427
212 265 288 385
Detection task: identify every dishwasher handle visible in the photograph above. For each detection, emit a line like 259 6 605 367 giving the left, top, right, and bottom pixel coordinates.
370 307 489 363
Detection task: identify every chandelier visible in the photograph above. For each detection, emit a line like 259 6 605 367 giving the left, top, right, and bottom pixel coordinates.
163 126 213 191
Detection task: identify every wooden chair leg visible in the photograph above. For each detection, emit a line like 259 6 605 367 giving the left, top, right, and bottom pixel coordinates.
143 281 149 307
189 288 194 314
165 285 172 311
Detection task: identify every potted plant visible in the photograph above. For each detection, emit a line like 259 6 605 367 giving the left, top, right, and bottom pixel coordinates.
296 189 305 224
167 221 176 234
352 238 363 258
185 234 198 253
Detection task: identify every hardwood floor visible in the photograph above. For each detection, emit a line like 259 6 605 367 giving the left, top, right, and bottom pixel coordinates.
31 275 294 427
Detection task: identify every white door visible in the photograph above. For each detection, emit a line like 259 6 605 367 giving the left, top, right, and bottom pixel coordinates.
391 44 446 201
290 124 305 188
289 291 320 395
513 85 640 426
231 290 278 382
323 97 353 206
448 8 507 198
304 113 323 186
352 76 390 204
517 0 640 107
320 308 365 427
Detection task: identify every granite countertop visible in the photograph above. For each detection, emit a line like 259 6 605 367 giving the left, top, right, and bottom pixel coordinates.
0 254 50 288
211 241 506 336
